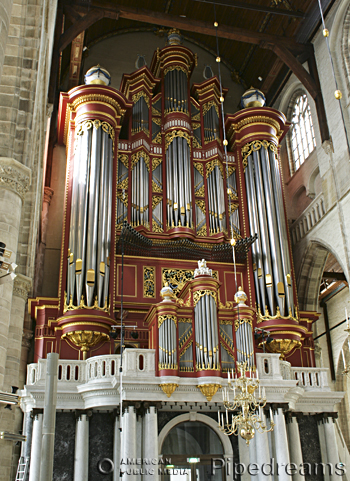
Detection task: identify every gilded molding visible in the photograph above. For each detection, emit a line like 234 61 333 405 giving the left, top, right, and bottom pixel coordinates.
152 157 163 171
143 266 155 298
206 158 224 178
193 162 204 176
132 91 150 107
162 268 194 296
118 154 129 169
193 289 217 307
165 130 191 151
241 140 278 170
131 150 150 171
235 317 253 332
0 157 31 200
69 94 125 118
158 314 177 328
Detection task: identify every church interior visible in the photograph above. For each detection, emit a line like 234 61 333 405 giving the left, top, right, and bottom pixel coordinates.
1 0 350 480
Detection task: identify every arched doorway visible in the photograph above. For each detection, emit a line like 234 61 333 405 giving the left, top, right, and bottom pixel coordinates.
159 414 233 481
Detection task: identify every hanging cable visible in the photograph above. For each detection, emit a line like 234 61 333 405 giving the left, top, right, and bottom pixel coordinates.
213 1 238 293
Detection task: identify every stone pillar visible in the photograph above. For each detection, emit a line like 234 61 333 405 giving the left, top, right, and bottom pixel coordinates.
74 413 89 481
256 411 272 481
28 411 43 481
121 406 137 481
286 416 304 481
248 432 257 481
318 416 340 481
143 406 158 481
113 415 121 481
273 408 290 481
33 186 54 296
238 435 250 481
0 158 30 390
0 0 14 80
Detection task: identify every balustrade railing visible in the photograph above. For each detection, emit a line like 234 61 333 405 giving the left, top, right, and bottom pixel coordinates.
290 193 326 245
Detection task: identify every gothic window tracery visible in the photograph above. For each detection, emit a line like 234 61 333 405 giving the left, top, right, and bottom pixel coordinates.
289 93 316 173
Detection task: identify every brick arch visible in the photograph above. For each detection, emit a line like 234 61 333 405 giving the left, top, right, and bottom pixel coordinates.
297 241 329 311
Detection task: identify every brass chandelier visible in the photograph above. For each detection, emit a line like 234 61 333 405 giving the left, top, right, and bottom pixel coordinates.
218 362 274 445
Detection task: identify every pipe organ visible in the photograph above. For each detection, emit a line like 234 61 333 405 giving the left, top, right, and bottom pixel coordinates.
31 28 319 390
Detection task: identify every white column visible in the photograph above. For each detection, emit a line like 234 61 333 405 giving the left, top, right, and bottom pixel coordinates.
273 408 290 481
256 411 272 481
286 416 304 481
248 432 257 481
136 414 142 481
143 406 159 481
28 412 43 481
323 417 340 481
238 435 250 481
113 415 121 481
121 406 137 481
74 414 89 481
317 418 330 481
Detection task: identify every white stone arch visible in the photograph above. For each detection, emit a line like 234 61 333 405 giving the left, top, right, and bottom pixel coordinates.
158 412 235 481
335 337 350 450
158 412 233 456
296 239 348 311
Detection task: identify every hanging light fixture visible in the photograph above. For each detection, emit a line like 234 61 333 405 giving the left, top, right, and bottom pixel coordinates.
218 361 274 444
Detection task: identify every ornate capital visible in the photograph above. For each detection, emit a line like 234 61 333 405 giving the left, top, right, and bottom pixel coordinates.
0 157 31 200
322 137 334 156
13 274 32 301
43 187 54 205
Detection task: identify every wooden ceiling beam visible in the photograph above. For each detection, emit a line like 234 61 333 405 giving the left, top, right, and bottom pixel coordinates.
59 8 118 52
193 0 305 18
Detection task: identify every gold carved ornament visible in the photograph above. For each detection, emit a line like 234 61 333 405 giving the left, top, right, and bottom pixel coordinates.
192 136 202 149
132 91 150 107
62 330 110 360
256 305 298 324
152 196 162 210
76 119 115 150
195 185 205 197
131 150 150 171
162 268 194 296
143 266 155 298
153 132 162 144
198 384 221 401
158 314 177 328
152 180 162 193
164 65 189 77
265 339 302 359
165 130 191 152
152 157 163 171
241 140 278 170
193 289 217 307
118 154 129 169
152 221 164 233
160 383 178 398
234 318 253 332
197 224 207 237
206 159 224 178
152 117 161 126
195 199 206 214
117 178 128 190
202 101 219 117
70 93 126 118
64 292 109 313
152 106 161 116
193 162 204 176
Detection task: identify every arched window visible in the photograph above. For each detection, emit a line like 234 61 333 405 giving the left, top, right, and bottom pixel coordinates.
289 93 316 173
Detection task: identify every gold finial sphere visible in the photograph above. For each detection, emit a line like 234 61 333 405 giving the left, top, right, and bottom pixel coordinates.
216 56 221 63
220 96 224 102
214 21 218 27
230 238 236 246
335 90 342 100
223 139 228 146
323 28 329 37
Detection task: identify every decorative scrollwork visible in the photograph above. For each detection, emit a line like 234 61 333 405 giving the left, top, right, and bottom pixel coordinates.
152 196 162 209
158 314 177 328
131 150 150 171
153 132 162 144
241 140 278 170
197 224 207 237
162 268 194 295
192 136 202 149
152 117 161 126
76 119 115 146
195 199 206 214
152 221 164 233
195 185 205 197
202 101 219 117
164 65 189 77
132 91 150 107
165 130 191 151
193 162 204 176
152 180 162 193
234 318 253 332
143 266 155 298
206 158 224 178
193 289 217 307
152 157 163 171
118 154 129 169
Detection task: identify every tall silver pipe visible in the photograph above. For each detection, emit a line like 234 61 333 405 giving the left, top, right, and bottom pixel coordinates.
97 132 107 306
205 294 212 368
209 296 217 368
173 139 179 226
252 150 275 315
75 129 91 303
86 127 102 306
185 143 192 227
194 303 200 364
103 138 113 306
183 139 189 226
260 148 285 314
270 150 294 315
166 148 170 224
245 161 261 310
141 158 144 226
